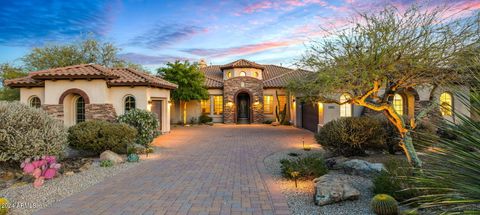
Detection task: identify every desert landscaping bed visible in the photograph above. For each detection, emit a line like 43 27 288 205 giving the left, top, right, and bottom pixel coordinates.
0 158 141 215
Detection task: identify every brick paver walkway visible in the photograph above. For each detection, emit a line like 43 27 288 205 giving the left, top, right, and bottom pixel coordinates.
36 125 315 215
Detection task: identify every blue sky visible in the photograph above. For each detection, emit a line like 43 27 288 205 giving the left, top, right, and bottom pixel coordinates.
0 0 478 70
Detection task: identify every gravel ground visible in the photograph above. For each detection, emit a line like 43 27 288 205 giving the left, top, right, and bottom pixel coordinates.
0 160 140 215
264 149 375 215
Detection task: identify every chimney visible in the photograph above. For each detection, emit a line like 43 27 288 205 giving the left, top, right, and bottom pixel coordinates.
198 59 207 68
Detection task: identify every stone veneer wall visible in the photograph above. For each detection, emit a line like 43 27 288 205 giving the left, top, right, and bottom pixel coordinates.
42 104 64 120
85 104 117 122
223 76 264 123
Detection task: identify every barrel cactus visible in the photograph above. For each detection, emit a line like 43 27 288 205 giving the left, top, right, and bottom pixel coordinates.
371 194 399 215
0 197 8 215
127 154 140 162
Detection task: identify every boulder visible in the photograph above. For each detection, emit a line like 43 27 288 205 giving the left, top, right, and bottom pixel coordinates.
325 156 349 170
99 150 124 164
342 159 385 177
313 174 360 205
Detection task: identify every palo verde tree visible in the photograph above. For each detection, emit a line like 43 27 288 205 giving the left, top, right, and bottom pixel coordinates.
158 60 209 124
288 5 480 167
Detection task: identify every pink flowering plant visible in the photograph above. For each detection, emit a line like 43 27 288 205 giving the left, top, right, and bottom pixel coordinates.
20 156 61 188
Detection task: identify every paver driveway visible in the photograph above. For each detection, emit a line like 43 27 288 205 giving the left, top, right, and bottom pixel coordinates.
37 125 315 215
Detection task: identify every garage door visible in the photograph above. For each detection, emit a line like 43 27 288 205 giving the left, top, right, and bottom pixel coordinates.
301 102 319 133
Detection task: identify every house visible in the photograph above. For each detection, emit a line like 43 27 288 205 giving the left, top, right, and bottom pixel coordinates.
173 59 470 133
170 59 309 124
4 64 177 133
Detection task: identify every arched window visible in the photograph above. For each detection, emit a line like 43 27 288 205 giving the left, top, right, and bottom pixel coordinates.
226 71 232 78
75 97 85 124
29 96 41 108
393 94 404 115
124 96 136 112
340 93 352 117
440 92 453 116
239 71 246 77
253 72 259 78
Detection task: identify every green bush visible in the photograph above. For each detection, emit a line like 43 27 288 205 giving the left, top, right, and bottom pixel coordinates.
100 159 113 167
376 116 402 154
315 117 386 156
68 120 137 154
199 114 212 124
118 109 160 146
0 101 67 164
280 154 328 180
373 159 419 202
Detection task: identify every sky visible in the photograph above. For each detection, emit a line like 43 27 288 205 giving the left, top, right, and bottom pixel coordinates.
0 0 479 71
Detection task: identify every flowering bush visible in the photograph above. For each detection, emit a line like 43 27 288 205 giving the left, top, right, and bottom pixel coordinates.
20 156 61 188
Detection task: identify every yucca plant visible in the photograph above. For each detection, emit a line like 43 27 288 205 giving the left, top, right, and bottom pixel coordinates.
406 74 480 214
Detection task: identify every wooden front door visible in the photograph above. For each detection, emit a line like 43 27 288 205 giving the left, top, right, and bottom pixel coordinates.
151 100 163 131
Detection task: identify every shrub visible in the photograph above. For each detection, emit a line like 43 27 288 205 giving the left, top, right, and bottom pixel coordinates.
199 114 212 124
118 109 160 146
376 116 402 154
68 120 137 154
100 160 113 167
127 153 139 162
315 117 386 156
263 119 273 124
280 154 328 180
373 159 419 202
0 101 67 164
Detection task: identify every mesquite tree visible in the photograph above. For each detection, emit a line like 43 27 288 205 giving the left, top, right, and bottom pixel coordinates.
288 6 479 167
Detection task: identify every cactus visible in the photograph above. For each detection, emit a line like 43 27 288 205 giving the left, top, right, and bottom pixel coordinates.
274 90 288 124
0 197 8 215
371 194 399 215
20 155 61 188
127 154 140 162
100 160 114 167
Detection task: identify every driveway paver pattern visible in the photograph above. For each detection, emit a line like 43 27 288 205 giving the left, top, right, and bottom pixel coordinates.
36 124 315 215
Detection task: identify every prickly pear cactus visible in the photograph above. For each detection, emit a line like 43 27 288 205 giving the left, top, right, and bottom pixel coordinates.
371 194 399 215
127 154 140 163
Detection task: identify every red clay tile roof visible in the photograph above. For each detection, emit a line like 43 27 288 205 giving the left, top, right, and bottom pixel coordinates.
4 64 177 89
199 60 310 88
220 59 265 70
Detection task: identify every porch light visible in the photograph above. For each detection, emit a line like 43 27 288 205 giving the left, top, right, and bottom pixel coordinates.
227 101 234 106
148 100 152 104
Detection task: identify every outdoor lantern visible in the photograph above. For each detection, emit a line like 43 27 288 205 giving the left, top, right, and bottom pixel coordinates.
302 137 311 151
148 100 152 105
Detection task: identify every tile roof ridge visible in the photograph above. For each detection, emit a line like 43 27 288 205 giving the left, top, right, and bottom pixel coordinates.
204 75 223 83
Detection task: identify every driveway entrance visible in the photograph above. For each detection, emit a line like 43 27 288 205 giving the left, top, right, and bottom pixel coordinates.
36 125 315 215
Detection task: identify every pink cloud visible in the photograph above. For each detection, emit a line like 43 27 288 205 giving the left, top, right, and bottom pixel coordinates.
184 40 301 58
239 0 328 14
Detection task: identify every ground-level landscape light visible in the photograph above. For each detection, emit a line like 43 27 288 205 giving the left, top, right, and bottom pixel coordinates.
302 138 311 151
290 171 300 188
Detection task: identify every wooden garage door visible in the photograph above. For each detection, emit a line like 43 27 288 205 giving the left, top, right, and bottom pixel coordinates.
302 102 319 133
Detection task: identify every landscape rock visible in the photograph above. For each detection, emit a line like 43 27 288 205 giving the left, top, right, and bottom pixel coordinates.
325 156 349 170
99 150 124 164
271 122 280 126
342 159 385 177
313 174 360 206
64 171 74 176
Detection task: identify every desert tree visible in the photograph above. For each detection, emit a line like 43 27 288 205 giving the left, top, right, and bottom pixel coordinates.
288 5 480 167
158 60 209 124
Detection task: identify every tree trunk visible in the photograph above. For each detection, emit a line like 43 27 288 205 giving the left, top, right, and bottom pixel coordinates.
183 101 187 125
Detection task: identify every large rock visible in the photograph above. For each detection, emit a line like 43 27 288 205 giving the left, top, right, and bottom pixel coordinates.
313 174 360 205
99 150 124 164
342 159 385 177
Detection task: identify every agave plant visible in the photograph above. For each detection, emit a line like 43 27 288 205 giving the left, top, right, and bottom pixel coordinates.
407 76 480 213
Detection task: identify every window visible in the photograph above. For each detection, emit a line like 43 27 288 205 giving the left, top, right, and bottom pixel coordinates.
393 94 404 115
253 72 259 78
75 97 85 124
239 71 246 76
263 95 273 114
29 96 41 108
213 95 223 115
278 95 287 112
440 92 453 116
340 93 352 117
124 96 136 112
201 98 211 114
226 71 232 78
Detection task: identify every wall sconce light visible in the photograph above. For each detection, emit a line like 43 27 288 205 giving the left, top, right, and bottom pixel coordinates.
148 100 152 105
227 101 234 106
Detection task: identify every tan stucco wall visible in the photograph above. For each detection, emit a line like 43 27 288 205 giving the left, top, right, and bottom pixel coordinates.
147 87 171 132
20 87 45 104
44 80 109 104
109 87 149 115
223 68 263 80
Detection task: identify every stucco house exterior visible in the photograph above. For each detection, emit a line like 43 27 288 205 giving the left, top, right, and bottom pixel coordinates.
170 59 309 124
4 64 177 133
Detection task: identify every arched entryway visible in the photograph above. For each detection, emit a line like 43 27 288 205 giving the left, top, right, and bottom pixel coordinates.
235 92 251 124
59 88 90 126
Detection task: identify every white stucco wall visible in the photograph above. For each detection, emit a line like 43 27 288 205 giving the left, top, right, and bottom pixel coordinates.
44 80 109 104
109 86 149 115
